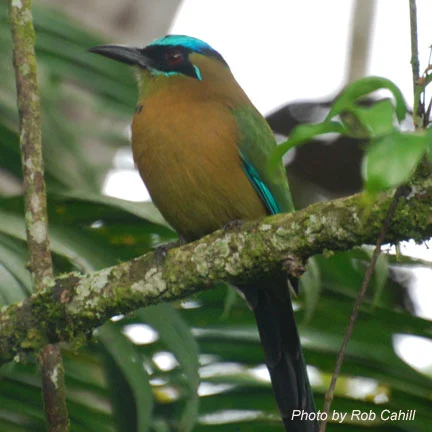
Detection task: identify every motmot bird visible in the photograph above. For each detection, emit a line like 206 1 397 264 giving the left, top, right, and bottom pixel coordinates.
90 35 317 431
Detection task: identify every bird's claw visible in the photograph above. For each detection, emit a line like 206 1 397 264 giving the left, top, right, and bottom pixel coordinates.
154 240 183 264
223 219 244 232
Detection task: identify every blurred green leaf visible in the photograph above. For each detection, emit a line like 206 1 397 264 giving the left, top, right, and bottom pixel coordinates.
102 349 138 432
98 323 153 432
326 76 407 122
0 208 115 272
362 132 426 193
0 234 31 299
137 304 200 432
300 256 321 323
222 283 238 319
0 263 25 305
339 99 395 139
371 253 389 307
426 126 432 165
269 121 345 169
60 191 170 228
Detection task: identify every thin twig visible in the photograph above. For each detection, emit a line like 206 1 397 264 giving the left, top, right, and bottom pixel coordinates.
9 1 69 431
409 0 422 127
39 346 69 432
409 0 420 90
319 188 405 432
9 2 52 282
422 45 432 126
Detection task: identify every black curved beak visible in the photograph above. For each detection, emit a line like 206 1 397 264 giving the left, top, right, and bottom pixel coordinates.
88 45 151 68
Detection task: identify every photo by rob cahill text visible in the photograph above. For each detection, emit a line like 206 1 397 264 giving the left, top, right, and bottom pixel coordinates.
292 409 416 423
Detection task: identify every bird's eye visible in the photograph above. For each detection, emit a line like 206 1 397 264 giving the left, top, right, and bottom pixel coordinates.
166 50 183 65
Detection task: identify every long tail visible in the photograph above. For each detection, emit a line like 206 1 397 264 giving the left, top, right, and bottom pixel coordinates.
239 276 318 432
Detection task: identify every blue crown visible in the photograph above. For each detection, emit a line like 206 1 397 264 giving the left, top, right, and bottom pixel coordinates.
148 35 216 55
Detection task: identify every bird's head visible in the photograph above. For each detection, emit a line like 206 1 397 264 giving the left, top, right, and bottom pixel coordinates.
89 35 233 97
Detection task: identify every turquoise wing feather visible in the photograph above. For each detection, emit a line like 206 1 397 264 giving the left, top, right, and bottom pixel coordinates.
233 105 294 214
241 153 280 214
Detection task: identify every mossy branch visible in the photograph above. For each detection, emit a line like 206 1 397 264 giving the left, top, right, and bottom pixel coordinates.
1 176 431 365
9 0 52 286
9 1 69 430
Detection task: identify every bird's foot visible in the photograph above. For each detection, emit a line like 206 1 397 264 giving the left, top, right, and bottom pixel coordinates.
223 219 245 232
282 255 306 295
154 240 183 264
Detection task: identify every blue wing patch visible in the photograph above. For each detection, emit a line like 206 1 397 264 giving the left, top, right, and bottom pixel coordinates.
241 153 280 215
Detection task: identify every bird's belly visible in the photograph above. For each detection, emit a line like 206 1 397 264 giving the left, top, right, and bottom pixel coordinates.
131 108 267 240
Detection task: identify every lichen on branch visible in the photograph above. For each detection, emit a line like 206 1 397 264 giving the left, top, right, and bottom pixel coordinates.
9 0 53 289
9 1 69 430
1 176 431 365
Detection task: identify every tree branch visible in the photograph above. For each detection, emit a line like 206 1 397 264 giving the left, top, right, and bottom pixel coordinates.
9 1 69 430
9 0 52 282
1 176 431 365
